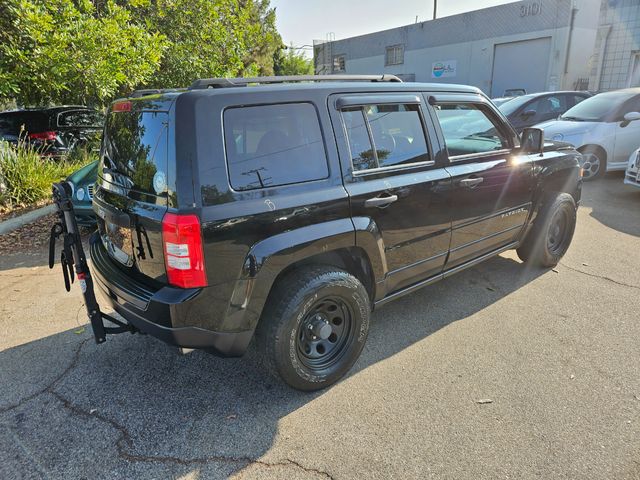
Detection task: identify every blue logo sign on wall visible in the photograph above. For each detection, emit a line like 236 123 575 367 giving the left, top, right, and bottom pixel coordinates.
431 60 457 79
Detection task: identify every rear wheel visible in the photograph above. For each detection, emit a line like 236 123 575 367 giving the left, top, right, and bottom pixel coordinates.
256 266 371 391
517 192 577 267
578 146 606 181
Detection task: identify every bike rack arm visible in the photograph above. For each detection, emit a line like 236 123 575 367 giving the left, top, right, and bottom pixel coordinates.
49 181 136 344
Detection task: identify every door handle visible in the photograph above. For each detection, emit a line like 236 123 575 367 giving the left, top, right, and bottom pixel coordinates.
364 194 398 208
460 177 484 188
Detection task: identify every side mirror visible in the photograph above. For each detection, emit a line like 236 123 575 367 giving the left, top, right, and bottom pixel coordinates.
521 127 544 155
621 111 640 127
522 109 536 118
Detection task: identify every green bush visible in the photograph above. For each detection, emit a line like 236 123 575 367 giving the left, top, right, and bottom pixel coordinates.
0 139 90 208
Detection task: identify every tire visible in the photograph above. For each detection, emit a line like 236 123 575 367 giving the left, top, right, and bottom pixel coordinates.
517 192 577 267
578 146 606 181
256 266 371 391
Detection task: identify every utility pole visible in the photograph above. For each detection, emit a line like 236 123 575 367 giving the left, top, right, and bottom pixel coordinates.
433 0 437 20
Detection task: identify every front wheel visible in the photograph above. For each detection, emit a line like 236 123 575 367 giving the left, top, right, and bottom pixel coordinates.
578 147 606 181
517 192 577 267
256 267 371 391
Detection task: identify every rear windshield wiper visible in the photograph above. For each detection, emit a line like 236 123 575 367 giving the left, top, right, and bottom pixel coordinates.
561 116 585 122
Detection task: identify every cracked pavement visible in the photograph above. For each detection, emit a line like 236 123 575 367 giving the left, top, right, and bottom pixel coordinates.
1 174 639 479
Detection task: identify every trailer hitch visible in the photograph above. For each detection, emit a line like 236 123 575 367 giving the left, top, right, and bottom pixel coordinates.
49 181 137 344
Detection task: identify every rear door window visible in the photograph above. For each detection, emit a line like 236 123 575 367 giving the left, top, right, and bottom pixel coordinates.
223 103 328 191
525 95 567 122
341 103 430 171
102 110 169 197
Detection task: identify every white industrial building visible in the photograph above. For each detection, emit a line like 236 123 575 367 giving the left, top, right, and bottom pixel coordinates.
314 0 637 96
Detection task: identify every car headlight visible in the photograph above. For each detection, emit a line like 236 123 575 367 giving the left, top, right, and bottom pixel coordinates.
552 133 564 141
76 187 85 201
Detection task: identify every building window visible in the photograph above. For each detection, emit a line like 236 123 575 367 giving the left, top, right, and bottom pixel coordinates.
333 55 346 73
629 52 640 88
385 45 404 66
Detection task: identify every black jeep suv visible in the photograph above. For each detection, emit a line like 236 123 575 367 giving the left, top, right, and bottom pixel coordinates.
90 75 582 391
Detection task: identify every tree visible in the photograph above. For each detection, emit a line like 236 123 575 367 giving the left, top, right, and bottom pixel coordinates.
0 0 165 107
127 0 282 88
274 46 314 76
0 0 284 106
239 0 282 76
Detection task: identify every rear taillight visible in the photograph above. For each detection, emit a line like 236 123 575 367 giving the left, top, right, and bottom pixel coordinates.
161 213 208 288
112 101 132 112
28 131 57 141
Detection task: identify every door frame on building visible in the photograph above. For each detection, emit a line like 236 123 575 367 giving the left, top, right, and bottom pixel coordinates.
627 52 640 88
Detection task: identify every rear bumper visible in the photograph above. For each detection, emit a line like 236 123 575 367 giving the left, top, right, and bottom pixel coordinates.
89 233 253 356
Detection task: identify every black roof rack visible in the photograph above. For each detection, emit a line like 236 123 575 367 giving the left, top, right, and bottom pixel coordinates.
189 74 403 90
129 88 184 98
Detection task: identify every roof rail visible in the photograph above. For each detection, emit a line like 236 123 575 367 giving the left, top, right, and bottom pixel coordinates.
129 88 183 98
189 75 403 90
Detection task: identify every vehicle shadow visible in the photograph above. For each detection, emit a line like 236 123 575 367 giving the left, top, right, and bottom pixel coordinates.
582 172 640 238
0 232 95 272
0 253 546 478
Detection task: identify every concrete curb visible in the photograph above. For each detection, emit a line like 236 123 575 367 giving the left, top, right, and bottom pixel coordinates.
0 204 55 235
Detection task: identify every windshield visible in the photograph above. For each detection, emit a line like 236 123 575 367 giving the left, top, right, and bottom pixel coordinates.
492 98 514 108
498 94 537 116
560 91 635 121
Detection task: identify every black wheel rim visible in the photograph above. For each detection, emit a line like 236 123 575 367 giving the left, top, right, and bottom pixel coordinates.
296 296 354 371
547 208 569 255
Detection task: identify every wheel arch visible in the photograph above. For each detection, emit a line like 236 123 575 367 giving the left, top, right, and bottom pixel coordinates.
578 143 607 159
219 218 385 336
523 152 582 242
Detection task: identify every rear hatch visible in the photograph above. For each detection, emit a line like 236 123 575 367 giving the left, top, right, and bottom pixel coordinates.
0 111 51 145
94 98 175 284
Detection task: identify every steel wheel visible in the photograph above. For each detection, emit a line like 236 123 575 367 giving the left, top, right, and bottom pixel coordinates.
547 208 570 256
580 152 601 180
296 296 354 371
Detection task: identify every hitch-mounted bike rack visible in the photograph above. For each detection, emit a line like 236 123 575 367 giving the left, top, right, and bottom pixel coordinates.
49 181 137 344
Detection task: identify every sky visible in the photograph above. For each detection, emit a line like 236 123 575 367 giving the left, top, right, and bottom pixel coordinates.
270 0 517 55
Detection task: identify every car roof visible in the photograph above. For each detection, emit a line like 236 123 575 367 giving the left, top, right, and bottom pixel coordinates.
186 81 481 95
0 106 96 115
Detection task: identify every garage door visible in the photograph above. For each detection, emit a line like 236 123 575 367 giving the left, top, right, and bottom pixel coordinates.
491 37 552 97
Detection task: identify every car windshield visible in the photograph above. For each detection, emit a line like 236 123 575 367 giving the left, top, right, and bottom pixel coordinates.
560 91 635 121
498 94 537 116
492 97 514 107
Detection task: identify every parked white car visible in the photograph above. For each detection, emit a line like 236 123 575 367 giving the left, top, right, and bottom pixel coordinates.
536 88 640 181
624 148 640 189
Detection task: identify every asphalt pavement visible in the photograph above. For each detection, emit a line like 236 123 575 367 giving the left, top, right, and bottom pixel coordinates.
1 173 639 479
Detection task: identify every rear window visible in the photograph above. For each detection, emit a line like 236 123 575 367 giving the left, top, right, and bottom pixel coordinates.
223 103 329 191
0 112 48 136
58 110 103 128
102 110 169 197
